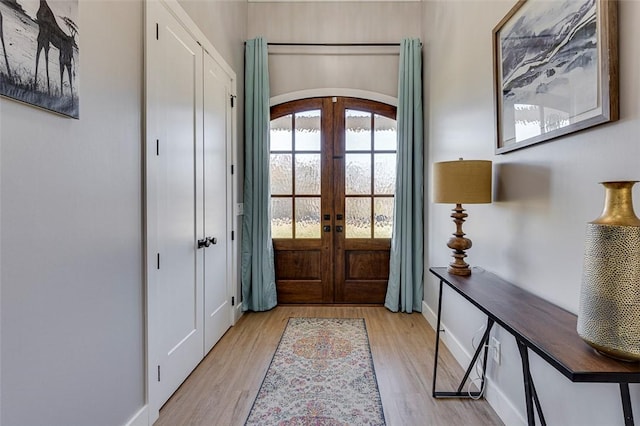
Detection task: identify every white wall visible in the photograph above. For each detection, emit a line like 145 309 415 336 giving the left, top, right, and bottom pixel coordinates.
1 0 248 424
0 1 145 425
248 2 422 99
179 0 246 86
424 0 640 424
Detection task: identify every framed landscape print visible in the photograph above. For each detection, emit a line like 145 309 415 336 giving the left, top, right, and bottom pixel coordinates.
493 0 617 154
0 0 79 118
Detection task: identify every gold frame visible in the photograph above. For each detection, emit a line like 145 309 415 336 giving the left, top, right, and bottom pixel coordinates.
493 0 618 154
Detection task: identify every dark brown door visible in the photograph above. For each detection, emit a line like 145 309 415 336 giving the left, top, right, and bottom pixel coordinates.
270 97 397 304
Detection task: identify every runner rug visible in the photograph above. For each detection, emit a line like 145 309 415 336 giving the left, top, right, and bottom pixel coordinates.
245 317 386 425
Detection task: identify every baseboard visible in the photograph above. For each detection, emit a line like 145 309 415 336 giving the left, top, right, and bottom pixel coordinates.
421 301 525 426
422 300 438 329
485 381 526 426
234 301 244 324
123 405 148 426
422 301 471 368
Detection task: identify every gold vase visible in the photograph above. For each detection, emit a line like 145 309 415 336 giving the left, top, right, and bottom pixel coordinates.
577 181 640 361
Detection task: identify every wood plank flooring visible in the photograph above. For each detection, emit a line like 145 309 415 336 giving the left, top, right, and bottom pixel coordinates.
155 306 503 426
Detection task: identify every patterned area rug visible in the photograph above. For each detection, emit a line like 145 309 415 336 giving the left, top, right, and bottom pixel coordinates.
245 317 386 425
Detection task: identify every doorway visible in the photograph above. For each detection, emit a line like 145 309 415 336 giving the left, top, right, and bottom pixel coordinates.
145 0 236 418
270 97 397 304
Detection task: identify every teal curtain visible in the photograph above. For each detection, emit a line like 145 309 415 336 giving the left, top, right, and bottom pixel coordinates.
385 38 424 313
241 37 277 311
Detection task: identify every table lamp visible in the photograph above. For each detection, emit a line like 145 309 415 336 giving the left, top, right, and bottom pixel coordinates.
433 159 492 276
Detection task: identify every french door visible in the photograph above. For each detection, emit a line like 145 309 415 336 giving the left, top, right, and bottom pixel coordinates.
270 97 397 304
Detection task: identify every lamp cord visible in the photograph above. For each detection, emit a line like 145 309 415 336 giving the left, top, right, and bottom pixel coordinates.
468 325 488 400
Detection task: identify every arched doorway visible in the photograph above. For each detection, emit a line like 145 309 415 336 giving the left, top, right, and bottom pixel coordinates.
269 97 397 303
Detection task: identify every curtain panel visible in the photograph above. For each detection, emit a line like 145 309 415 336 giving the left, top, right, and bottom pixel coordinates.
384 38 424 313
241 37 278 312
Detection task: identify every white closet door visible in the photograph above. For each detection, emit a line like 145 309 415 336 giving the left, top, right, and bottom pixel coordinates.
203 51 232 353
147 2 204 410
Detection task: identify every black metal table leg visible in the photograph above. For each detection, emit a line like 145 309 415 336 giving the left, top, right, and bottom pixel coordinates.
432 279 444 398
517 340 536 426
530 371 546 426
455 317 494 395
479 317 493 395
432 278 494 399
620 383 635 426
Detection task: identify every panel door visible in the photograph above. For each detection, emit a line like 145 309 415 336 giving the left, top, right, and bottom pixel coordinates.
147 2 204 410
270 98 334 303
202 51 232 353
333 98 396 303
270 97 396 304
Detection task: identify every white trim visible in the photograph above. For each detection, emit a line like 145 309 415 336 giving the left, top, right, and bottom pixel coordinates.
251 0 419 2
421 301 525 426
156 0 236 82
234 302 244 323
421 301 471 370
422 300 438 330
145 0 239 423
485 381 526 426
123 406 149 426
270 89 397 107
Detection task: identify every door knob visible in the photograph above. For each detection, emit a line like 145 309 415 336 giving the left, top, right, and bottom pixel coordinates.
197 238 210 249
336 225 343 233
207 237 217 245
323 225 331 232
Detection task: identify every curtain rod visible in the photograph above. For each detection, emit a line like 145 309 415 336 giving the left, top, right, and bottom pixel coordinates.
267 42 401 47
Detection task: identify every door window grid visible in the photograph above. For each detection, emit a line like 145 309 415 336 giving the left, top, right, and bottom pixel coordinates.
270 110 322 239
345 111 397 239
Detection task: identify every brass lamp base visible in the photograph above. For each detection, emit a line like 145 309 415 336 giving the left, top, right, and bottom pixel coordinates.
447 204 473 276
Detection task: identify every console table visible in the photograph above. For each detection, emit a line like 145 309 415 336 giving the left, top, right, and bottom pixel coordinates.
429 266 640 426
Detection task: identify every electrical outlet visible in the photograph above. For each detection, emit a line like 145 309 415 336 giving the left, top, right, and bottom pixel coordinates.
490 337 501 365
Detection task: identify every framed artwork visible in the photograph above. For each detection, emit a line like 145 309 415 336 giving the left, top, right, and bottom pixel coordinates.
0 0 79 118
493 0 617 154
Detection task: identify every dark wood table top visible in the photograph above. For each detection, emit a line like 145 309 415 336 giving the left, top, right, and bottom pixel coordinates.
429 267 640 383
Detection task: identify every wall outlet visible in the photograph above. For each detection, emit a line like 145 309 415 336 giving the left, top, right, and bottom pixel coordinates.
490 337 501 365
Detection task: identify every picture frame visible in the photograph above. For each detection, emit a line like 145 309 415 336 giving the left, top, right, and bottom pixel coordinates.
0 0 79 118
492 0 618 154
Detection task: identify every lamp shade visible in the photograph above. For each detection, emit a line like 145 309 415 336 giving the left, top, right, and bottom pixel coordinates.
433 159 492 204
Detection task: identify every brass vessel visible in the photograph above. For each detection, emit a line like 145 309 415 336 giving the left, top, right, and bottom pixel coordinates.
577 181 640 361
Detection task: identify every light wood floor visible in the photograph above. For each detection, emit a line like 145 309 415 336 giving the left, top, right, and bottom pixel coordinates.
156 306 503 426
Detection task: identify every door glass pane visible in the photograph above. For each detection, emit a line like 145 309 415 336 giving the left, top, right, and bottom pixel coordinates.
295 197 321 238
374 153 396 194
345 153 371 195
295 110 321 151
345 197 371 238
271 114 292 151
272 198 292 238
345 109 371 151
295 154 321 195
374 197 394 238
270 153 292 195
374 114 397 150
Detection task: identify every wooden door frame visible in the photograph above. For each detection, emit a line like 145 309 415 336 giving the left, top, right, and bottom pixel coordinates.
271 96 397 304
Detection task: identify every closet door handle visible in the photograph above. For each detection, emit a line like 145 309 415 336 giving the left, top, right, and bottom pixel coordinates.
207 237 217 245
197 238 210 249
336 225 343 233
323 225 331 232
